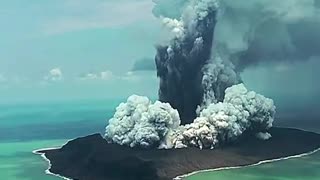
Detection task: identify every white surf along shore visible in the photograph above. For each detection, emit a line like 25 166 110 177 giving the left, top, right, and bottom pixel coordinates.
32 133 98 180
33 146 71 180
33 130 320 180
175 147 320 180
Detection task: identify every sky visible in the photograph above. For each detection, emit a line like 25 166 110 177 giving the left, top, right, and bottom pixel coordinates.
0 0 319 105
0 0 161 103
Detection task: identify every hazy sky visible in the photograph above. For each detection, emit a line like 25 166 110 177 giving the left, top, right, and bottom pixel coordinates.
0 0 319 104
0 0 161 103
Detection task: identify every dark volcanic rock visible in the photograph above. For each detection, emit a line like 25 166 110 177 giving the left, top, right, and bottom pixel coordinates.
37 128 320 180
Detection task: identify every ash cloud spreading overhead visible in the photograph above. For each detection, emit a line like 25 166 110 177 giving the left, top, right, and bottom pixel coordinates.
153 0 320 71
214 0 320 70
143 0 320 72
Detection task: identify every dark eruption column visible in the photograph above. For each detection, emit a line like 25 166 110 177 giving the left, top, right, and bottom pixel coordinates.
155 10 218 124
106 0 276 149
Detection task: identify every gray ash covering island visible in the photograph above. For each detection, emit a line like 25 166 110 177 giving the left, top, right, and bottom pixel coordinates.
36 0 320 180
37 128 320 180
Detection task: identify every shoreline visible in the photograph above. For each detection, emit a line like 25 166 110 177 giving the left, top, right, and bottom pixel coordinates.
32 133 99 180
32 136 99 180
174 147 320 180
33 128 320 180
33 148 71 180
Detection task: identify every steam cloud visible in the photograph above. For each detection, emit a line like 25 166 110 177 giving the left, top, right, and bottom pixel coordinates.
171 84 275 149
104 0 291 149
105 84 275 149
105 95 180 148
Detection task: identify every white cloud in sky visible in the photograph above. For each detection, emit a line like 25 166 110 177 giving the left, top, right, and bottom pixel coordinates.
0 69 154 85
100 71 114 80
44 68 63 81
120 71 141 82
80 70 114 81
81 73 99 80
120 71 157 82
79 70 157 83
43 0 156 35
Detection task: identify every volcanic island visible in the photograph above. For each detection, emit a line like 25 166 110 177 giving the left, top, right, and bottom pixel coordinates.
35 127 320 180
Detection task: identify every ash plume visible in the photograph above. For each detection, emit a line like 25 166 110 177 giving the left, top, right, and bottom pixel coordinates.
171 84 275 149
105 84 275 149
153 0 320 124
105 95 180 148
214 0 320 70
155 0 221 124
105 0 279 149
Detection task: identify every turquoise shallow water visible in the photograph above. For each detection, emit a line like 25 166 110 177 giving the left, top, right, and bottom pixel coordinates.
0 99 118 180
186 151 320 180
0 140 66 180
0 100 319 180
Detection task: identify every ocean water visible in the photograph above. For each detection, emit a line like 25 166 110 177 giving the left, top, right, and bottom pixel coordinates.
0 99 319 180
186 151 320 180
0 140 66 180
0 99 119 180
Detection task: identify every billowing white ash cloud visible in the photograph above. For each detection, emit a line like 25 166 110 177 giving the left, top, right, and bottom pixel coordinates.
171 84 275 149
105 95 181 148
105 0 277 149
105 84 275 149
200 54 241 110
